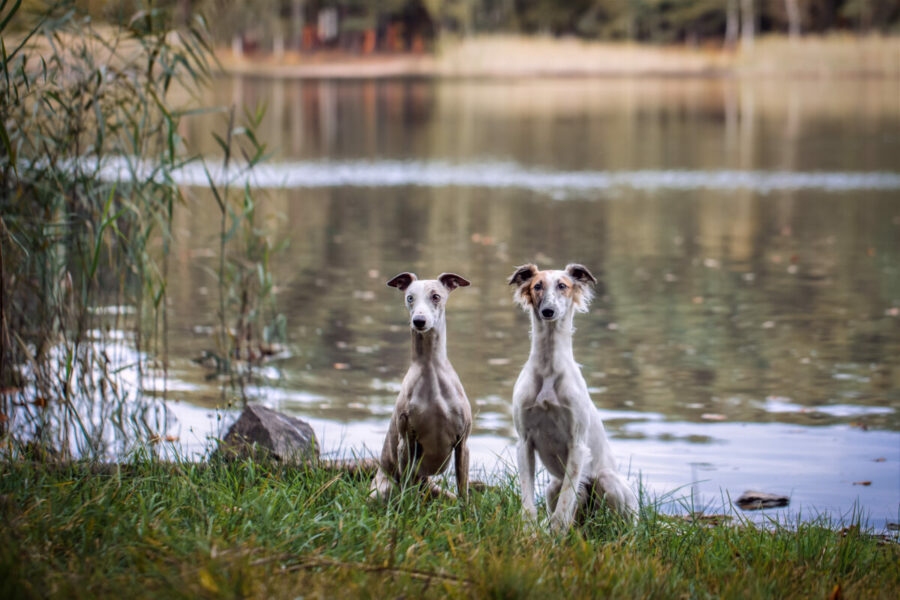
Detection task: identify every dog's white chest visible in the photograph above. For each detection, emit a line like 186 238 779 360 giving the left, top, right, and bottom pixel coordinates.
519 375 575 478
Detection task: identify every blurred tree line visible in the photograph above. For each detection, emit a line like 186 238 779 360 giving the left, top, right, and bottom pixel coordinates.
15 0 900 54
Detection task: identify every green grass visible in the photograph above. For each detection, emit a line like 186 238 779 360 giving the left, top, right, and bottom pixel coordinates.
1 459 897 599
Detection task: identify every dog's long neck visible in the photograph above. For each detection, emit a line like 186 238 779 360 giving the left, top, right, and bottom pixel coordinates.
528 308 576 373
410 320 448 366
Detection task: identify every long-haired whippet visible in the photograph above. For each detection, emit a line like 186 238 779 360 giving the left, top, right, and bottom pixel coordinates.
371 272 472 501
509 263 638 531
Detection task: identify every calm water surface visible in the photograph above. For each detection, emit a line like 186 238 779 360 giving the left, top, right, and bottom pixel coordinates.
160 77 900 527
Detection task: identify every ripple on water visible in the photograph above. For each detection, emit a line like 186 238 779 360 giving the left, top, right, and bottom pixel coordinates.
82 156 900 194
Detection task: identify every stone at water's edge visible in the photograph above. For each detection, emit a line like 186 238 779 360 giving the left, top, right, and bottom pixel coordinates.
215 404 319 464
213 405 490 491
735 490 790 510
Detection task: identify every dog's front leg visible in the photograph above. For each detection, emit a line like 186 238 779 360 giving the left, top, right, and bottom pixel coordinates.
396 434 413 487
454 439 469 502
516 439 538 520
549 442 588 533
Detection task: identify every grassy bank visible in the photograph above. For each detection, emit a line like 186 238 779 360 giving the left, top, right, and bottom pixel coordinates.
1 460 897 599
217 34 900 79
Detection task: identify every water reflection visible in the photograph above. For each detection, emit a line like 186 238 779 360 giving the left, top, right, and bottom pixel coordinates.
167 77 900 526
184 77 900 173
172 186 900 427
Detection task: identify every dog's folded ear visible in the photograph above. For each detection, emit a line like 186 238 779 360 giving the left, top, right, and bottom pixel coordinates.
387 272 417 291
508 264 538 287
565 263 602 312
438 273 470 292
565 263 597 285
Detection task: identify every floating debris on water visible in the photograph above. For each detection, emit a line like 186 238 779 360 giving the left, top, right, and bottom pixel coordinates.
735 491 790 510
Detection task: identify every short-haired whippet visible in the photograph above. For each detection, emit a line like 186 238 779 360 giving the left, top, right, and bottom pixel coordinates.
371 272 472 501
509 263 638 532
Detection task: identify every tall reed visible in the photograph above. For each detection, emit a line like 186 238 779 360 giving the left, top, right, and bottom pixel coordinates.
0 0 279 458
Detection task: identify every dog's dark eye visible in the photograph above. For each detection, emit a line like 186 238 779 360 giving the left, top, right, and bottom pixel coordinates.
431 293 441 303
534 282 543 291
406 295 413 304
557 282 567 290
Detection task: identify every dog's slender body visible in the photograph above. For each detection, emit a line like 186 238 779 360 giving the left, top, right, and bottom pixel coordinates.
509 263 638 531
371 272 472 501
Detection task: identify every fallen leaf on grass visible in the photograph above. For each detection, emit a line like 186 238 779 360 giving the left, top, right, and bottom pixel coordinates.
198 569 219 594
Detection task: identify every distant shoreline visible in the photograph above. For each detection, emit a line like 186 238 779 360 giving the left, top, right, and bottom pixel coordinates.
216 34 900 80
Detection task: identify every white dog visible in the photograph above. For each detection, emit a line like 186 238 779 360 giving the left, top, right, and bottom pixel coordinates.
370 272 472 501
509 263 638 531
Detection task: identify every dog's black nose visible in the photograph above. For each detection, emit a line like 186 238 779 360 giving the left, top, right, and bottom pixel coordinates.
412 316 427 329
541 308 555 319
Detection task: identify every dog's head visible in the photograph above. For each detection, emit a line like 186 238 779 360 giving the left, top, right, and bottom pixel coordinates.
387 272 470 333
508 263 597 322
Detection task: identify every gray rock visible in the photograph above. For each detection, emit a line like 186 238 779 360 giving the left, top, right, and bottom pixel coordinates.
735 490 790 510
216 404 319 464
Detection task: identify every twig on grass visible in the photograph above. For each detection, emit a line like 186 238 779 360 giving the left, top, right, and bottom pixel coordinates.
253 554 471 586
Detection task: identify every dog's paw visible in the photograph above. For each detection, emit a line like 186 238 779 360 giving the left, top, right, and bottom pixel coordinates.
549 512 573 535
369 469 394 502
520 505 539 522
426 482 457 502
518 509 542 538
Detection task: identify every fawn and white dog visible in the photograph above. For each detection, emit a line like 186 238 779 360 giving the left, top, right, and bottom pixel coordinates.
509 263 638 531
370 272 472 501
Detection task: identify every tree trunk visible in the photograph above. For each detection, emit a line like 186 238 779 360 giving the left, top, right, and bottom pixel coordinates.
740 0 755 52
273 32 285 60
725 0 739 49
273 11 285 61
291 0 305 50
231 34 243 59
784 0 801 38
177 0 192 27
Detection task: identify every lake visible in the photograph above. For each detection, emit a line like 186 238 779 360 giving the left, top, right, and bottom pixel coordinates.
154 76 900 527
